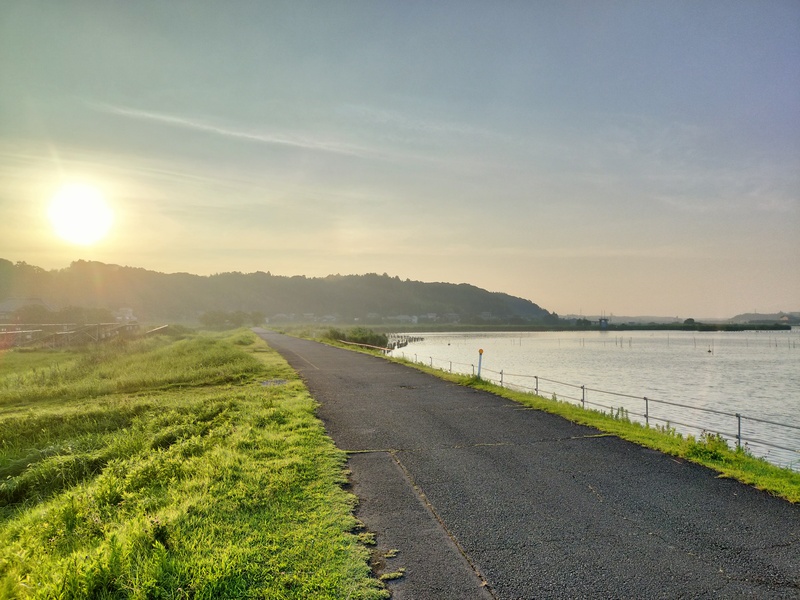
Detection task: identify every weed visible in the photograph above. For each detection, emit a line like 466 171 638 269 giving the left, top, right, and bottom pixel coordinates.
379 568 406 581
612 407 630 422
686 431 732 462
357 532 377 546
655 422 680 437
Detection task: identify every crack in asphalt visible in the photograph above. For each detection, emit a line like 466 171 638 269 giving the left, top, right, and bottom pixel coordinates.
387 449 499 600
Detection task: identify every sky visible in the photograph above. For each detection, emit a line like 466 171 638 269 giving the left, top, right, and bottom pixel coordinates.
1 1 798 319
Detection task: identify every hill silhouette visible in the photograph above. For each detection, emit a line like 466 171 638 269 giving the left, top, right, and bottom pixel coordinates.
0 259 557 325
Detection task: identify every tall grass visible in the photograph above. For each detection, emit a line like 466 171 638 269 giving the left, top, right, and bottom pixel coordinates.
0 331 387 598
323 328 388 348
0 336 265 408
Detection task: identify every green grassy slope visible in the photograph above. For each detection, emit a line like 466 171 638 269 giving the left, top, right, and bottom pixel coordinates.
0 332 386 599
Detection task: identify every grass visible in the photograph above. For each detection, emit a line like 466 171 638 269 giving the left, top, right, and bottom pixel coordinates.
374 355 800 504
0 331 388 599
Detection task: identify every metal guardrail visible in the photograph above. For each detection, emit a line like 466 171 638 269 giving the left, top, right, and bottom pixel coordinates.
337 340 393 352
0 323 140 348
392 350 800 470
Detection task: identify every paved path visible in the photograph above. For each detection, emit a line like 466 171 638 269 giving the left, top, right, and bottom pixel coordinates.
254 330 800 599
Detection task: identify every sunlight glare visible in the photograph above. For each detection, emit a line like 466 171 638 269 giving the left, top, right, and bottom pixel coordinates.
48 183 114 245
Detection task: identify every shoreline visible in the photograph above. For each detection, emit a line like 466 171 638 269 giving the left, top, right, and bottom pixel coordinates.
372 322 793 334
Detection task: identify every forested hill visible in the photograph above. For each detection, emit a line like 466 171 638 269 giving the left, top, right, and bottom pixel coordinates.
0 259 556 324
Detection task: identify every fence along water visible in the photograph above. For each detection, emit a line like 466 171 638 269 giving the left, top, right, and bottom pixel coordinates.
391 337 800 472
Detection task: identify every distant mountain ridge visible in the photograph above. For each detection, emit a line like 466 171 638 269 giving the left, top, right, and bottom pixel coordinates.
0 259 556 324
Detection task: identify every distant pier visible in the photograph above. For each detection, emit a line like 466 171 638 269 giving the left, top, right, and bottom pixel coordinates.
387 334 424 350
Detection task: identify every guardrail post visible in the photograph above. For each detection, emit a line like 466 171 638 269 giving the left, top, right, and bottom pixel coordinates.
736 413 742 449
581 385 585 409
644 397 649 427
430 356 433 367
535 376 538 396
472 364 475 376
500 370 504 387
449 361 452 373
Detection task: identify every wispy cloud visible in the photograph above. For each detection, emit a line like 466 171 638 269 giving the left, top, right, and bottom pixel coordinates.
0 142 256 193
339 103 497 139
89 102 379 160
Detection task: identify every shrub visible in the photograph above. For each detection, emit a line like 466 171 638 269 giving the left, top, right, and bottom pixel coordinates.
324 327 388 348
686 431 731 462
346 327 388 347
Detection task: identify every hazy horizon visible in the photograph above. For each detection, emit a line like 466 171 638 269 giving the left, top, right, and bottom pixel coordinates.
2 2 798 319
4 257 797 323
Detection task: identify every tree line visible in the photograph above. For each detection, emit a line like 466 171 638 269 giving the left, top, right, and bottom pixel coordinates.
0 259 557 325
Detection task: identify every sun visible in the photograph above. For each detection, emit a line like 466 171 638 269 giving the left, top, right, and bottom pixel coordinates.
48 183 114 245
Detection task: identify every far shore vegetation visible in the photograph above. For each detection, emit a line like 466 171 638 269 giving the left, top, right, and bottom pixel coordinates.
269 321 792 340
307 327 800 504
0 330 388 598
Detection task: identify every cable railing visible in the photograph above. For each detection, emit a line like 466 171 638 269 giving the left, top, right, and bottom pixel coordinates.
393 350 800 471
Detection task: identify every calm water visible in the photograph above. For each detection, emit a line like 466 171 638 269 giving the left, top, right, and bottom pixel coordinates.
390 329 800 470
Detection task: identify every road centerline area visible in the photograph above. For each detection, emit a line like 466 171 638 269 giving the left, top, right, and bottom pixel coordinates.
255 330 800 599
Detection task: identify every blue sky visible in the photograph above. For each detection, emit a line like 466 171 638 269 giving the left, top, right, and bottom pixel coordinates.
1 1 798 318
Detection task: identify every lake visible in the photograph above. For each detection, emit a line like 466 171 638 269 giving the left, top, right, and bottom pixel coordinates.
389 329 800 471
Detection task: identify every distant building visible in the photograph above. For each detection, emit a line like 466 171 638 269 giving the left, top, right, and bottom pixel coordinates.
115 307 137 322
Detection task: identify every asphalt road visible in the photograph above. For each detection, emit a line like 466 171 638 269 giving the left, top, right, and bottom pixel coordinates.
254 330 800 599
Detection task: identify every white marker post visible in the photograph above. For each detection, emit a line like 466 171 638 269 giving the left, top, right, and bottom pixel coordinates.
477 348 484 379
